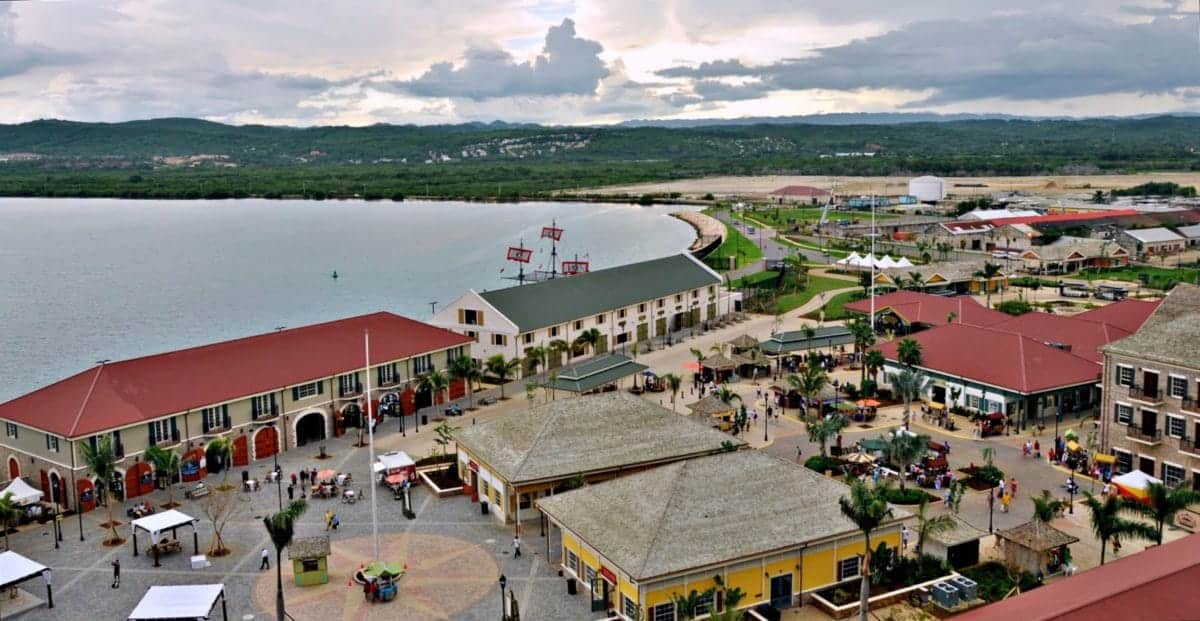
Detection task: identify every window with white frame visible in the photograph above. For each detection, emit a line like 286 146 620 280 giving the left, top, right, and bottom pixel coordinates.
377 363 398 385
491 334 506 347
565 550 578 575
45 434 60 453
583 566 597 594
618 309 627 319
1163 462 1186 487
201 405 228 431
1168 376 1189 399
693 591 715 615
967 395 981 410
652 603 675 621
1166 415 1187 438
838 556 861 580
414 354 434 373
622 594 638 619
523 333 533 344
4 423 16 439
149 419 172 445
638 303 646 313
1114 403 1133 425
1116 365 1134 386
294 381 320 400
1114 449 1133 474
657 299 664 308
337 372 360 395
596 314 606 323
550 326 559 337
574 320 583 330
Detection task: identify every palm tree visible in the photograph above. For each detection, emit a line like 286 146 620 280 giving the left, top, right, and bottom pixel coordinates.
714 387 741 407
449 355 481 409
0 492 20 550
263 499 308 621
81 435 122 544
858 271 872 296
885 431 929 491
207 437 234 488
839 480 895 621
524 344 548 377
906 271 925 291
484 354 521 399
787 364 828 417
1082 492 1157 565
849 319 876 384
973 261 1003 307
863 350 886 387
1031 489 1068 524
807 413 848 457
891 367 930 429
419 369 451 408
573 327 603 357
661 373 683 412
144 445 182 508
896 338 923 368
914 496 955 556
548 339 572 365
672 588 717 620
946 311 958 324
1125 483 1200 545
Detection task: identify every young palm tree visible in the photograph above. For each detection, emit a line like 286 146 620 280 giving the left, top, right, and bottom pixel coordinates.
839 480 895 621
863 350 886 387
1082 492 1157 565
787 365 828 418
857 271 872 296
0 492 20 550
896 338 923 368
81 435 122 544
448 355 481 410
207 437 234 488
688 347 705 370
849 319 876 384
524 344 548 377
263 499 308 621
573 328 603 357
1031 489 1068 524
144 445 182 508
661 373 683 412
484 354 521 399
808 413 848 457
1125 483 1200 545
906 272 925 291
548 339 572 365
419 368 451 408
714 387 741 407
891 367 930 429
885 432 929 491
973 261 1003 307
914 496 955 556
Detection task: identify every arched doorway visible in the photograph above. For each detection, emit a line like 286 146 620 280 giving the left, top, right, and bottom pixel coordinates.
205 441 228 476
253 426 278 460
111 469 126 502
415 385 434 411
295 412 326 447
231 435 249 467
7 457 18 481
381 392 401 417
341 403 363 429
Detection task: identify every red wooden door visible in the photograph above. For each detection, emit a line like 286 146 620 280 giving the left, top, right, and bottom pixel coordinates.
231 435 249 467
254 427 278 460
40 470 49 500
7 457 18 481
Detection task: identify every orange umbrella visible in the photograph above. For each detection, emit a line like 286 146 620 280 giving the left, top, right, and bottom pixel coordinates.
683 361 702 371
385 473 408 485
317 469 337 481
856 399 881 408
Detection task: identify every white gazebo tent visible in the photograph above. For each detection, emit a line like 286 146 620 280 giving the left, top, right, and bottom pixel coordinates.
131 509 200 567
861 253 878 268
0 551 53 617
128 584 226 621
876 255 898 269
836 251 863 266
0 479 43 506
894 257 915 268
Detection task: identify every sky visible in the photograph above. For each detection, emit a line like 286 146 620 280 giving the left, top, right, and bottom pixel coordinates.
2 0 1199 126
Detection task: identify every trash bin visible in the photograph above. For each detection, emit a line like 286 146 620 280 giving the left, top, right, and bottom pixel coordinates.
480 501 489 515
422 414 428 426
241 470 249 482
567 578 577 595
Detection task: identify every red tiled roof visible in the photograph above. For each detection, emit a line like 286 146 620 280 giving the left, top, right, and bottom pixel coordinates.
844 291 1011 328
768 185 830 197
989 313 1132 364
0 312 471 438
984 209 1139 226
956 534 1200 621
1072 298 1162 334
873 324 1101 394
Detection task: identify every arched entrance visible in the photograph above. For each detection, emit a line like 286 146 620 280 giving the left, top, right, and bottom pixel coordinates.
77 478 96 513
381 392 401 417
111 469 127 502
253 426 278 460
415 385 434 411
341 403 363 429
125 462 154 498
205 441 228 476
7 457 18 481
231 435 249 467
180 448 207 483
295 412 326 447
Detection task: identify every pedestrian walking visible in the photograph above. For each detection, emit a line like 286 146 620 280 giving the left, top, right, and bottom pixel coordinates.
1010 478 1018 498
1034 440 1041 458
325 510 333 530
111 559 120 589
287 483 294 500
766 405 774 419
513 535 522 558
290 472 298 487
795 446 802 461
260 547 270 570
331 514 340 530
901 526 910 551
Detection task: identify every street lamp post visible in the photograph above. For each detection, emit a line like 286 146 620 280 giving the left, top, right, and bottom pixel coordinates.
1067 474 1077 514
498 574 508 621
273 451 283 511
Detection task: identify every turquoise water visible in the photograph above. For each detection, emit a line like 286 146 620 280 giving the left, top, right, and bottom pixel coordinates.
0 198 695 401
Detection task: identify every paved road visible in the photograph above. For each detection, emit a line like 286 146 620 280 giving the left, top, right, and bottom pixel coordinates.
713 209 828 280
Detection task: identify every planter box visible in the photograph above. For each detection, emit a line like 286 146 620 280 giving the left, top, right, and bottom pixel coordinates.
418 466 463 498
810 573 959 619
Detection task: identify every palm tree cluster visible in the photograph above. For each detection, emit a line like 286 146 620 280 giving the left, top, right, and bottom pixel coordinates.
484 354 521 399
81 435 123 545
1083 482 1200 565
839 480 895 621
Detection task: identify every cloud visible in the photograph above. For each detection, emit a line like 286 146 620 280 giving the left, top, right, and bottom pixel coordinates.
655 59 760 79
691 79 772 101
0 5 75 79
396 18 609 100
762 14 1200 105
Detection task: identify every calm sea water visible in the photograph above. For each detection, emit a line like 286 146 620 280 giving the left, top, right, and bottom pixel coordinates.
0 198 696 401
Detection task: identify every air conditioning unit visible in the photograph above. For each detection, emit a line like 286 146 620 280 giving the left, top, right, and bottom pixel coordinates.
949 576 978 601
931 582 959 609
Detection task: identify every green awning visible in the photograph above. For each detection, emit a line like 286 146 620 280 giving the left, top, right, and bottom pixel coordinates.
549 353 648 393
858 438 888 451
364 562 405 579
760 326 854 355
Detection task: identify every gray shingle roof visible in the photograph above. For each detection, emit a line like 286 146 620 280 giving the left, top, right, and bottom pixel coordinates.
928 517 987 547
996 521 1078 552
479 254 721 332
453 392 740 485
760 326 853 354
1102 283 1200 368
548 354 648 393
536 450 909 581
1123 227 1184 244
288 536 330 560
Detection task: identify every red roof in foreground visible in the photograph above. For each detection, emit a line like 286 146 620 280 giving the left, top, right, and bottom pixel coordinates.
1073 298 1162 334
769 185 830 197
0 312 471 438
957 535 1200 621
985 209 1139 227
873 324 1101 394
844 291 1011 328
989 313 1132 365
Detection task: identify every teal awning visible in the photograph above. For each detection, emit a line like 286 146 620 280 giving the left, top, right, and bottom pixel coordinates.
760 326 854 355
549 353 648 393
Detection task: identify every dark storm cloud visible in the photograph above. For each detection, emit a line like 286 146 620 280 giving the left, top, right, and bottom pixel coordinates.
0 5 76 79
655 58 760 79
691 79 771 101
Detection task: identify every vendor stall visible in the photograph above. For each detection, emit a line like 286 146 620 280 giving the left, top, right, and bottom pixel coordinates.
356 561 405 603
0 551 53 616
289 536 331 586
1112 471 1162 504
995 521 1078 576
0 479 43 507
131 509 199 567
373 451 416 486
128 584 226 620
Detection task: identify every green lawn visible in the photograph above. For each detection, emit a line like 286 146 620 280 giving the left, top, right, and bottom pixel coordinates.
705 219 763 271
730 270 782 289
774 275 859 314
1075 264 1200 290
804 289 867 321
775 235 851 259
739 207 900 226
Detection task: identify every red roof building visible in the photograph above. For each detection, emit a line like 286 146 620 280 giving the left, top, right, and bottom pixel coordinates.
984 210 1140 227
0 312 471 438
843 291 1011 328
957 534 1200 621
1073 298 1163 334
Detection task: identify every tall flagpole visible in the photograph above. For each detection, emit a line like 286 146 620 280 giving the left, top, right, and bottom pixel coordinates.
869 192 877 331
365 330 380 562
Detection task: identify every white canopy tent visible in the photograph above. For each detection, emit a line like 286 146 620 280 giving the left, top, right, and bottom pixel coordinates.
372 451 415 474
0 479 43 506
836 251 863 266
128 584 226 620
894 257 915 268
0 551 53 615
131 509 200 566
861 253 878 267
876 255 898 269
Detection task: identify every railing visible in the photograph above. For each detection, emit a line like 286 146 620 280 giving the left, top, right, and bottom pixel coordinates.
1127 426 1162 443
252 404 279 420
339 382 363 398
1182 396 1199 413
114 442 125 458
1179 436 1200 454
1128 384 1163 403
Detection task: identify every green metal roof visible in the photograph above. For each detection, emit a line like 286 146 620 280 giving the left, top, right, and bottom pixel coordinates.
760 326 854 354
479 254 721 332
549 354 648 393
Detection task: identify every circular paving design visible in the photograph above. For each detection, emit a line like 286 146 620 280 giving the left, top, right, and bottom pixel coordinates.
253 532 500 620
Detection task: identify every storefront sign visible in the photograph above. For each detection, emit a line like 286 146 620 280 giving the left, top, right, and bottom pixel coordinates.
600 566 617 584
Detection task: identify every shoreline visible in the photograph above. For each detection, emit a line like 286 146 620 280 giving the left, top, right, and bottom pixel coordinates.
671 210 725 256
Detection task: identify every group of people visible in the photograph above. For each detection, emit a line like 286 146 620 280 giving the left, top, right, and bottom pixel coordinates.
286 467 356 501
996 477 1020 513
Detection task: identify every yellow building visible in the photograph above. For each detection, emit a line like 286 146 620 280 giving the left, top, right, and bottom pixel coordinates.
537 451 909 620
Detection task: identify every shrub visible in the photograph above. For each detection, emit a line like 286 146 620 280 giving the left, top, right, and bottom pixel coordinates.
804 455 841 474
996 299 1033 315
962 562 1041 602
880 486 930 505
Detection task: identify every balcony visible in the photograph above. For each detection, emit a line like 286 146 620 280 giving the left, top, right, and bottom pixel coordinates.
1128 384 1164 405
339 382 363 398
150 429 182 448
1182 396 1199 413
1179 436 1200 458
1127 426 1162 445
252 404 280 421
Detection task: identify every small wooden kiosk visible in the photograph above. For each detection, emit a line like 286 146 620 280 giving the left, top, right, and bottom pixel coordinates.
289 536 331 586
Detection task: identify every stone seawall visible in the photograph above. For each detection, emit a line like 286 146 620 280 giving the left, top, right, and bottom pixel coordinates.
671 211 725 258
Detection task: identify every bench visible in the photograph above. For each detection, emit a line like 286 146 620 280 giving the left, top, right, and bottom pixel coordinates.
184 484 210 499
150 539 182 556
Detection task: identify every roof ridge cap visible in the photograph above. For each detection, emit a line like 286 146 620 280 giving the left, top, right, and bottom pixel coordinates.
511 401 568 480
1017 336 1029 392
636 459 692 579
68 366 106 438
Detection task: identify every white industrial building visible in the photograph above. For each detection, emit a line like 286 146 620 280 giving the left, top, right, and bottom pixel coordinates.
908 176 946 202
